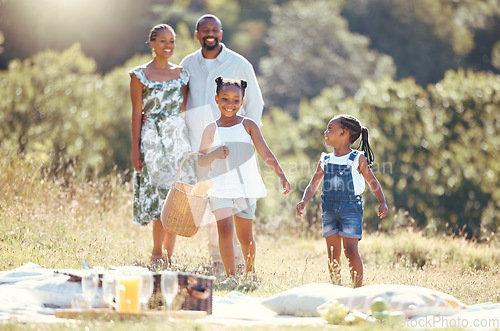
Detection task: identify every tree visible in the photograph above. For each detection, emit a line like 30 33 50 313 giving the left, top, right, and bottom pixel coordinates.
427 69 500 239
460 0 500 73
342 0 500 85
0 44 120 174
259 0 395 115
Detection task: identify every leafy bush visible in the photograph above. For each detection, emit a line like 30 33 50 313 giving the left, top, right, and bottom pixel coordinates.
0 44 121 175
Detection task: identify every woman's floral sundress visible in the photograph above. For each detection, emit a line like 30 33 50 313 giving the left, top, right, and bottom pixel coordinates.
129 66 196 225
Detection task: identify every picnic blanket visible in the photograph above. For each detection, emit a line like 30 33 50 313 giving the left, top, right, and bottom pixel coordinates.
0 263 499 329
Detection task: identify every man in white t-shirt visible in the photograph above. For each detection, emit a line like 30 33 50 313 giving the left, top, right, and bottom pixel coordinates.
180 14 264 274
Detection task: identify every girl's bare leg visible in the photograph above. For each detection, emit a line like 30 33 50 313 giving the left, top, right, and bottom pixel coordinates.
234 216 255 274
343 237 363 287
213 208 236 277
325 233 342 285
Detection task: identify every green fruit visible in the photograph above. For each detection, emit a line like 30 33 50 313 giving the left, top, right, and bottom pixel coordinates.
372 310 390 322
319 301 349 324
370 297 390 313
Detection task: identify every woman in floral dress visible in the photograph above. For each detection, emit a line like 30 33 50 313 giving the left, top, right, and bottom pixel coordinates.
129 24 196 264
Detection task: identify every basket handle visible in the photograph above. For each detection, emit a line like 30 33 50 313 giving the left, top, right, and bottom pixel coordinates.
172 152 202 185
179 284 211 300
180 275 211 300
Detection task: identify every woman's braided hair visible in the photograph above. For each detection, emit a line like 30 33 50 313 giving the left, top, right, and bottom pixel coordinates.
148 24 175 42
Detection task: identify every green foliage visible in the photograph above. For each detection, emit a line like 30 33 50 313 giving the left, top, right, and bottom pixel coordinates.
0 45 123 175
427 69 500 238
454 0 500 71
342 0 500 85
151 0 198 29
98 62 135 173
0 44 109 174
259 0 395 115
228 0 276 64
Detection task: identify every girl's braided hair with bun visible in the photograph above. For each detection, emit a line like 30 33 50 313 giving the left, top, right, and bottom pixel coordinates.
215 76 248 98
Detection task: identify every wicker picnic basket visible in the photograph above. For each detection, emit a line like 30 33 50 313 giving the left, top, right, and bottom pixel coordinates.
161 152 208 237
149 272 215 314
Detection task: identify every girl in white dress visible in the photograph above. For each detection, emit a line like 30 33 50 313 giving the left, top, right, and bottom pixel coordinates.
198 77 290 285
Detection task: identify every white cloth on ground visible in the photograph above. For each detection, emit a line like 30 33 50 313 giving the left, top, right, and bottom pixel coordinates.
1 263 499 329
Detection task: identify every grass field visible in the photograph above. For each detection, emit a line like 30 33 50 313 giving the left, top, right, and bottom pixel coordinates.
1 154 499 330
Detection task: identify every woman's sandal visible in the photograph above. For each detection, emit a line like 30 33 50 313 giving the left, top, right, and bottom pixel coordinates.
150 254 166 267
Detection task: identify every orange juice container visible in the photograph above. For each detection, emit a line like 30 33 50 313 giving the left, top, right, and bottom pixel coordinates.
117 276 141 313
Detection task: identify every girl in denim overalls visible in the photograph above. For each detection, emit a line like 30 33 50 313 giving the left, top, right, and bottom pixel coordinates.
296 115 388 287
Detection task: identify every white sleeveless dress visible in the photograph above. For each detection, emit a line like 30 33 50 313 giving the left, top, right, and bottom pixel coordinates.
208 119 267 199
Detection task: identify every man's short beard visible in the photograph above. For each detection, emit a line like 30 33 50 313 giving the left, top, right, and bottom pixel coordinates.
203 39 219 51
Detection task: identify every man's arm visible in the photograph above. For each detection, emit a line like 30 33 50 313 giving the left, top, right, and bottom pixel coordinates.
241 62 264 127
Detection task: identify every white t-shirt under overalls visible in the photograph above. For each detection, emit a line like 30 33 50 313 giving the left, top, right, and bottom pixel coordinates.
319 150 366 195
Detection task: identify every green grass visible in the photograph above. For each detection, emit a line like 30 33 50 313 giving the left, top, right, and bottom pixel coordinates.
1 152 499 330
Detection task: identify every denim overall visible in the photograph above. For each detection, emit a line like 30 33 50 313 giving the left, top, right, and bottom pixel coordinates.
321 151 364 239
